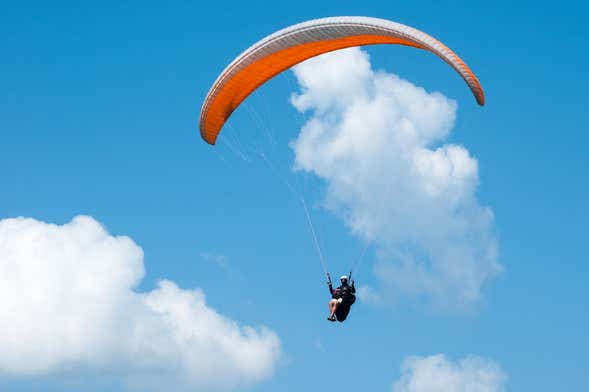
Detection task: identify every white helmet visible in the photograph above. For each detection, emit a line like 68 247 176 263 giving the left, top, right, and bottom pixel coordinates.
340 275 348 281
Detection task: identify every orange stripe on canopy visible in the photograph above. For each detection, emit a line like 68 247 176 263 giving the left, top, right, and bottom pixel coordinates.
200 17 485 145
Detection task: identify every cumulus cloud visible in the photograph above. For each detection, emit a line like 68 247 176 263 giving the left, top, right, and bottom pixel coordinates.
0 216 280 391
392 354 507 392
357 285 383 305
290 48 502 309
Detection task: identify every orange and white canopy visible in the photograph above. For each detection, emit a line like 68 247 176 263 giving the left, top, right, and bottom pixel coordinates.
200 16 484 145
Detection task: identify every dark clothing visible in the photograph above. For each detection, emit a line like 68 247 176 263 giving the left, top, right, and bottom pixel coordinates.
328 281 357 322
331 282 356 322
328 282 356 300
335 303 352 321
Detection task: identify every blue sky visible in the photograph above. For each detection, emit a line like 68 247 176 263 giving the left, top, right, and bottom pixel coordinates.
1 1 588 391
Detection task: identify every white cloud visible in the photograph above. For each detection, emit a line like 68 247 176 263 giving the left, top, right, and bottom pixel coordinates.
290 48 502 309
357 285 382 305
0 216 280 391
392 354 507 392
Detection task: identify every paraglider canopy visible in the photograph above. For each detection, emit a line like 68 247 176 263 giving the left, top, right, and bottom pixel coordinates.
199 16 485 145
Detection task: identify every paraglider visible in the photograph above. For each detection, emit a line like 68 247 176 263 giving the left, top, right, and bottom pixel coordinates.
328 275 356 322
199 16 485 323
199 16 485 145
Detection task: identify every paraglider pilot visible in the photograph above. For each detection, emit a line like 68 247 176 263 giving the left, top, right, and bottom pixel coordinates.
327 275 356 322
